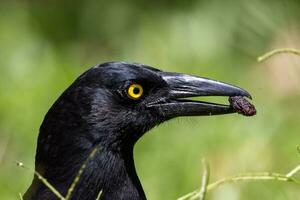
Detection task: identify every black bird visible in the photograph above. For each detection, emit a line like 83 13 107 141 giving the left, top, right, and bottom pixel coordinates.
24 62 251 200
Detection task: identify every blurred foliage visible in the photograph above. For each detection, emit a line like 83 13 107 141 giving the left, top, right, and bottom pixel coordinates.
1 0 300 199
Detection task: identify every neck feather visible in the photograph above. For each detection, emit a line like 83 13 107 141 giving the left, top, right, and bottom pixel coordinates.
25 145 146 200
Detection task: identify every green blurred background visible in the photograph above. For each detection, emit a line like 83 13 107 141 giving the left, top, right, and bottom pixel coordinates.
1 0 300 199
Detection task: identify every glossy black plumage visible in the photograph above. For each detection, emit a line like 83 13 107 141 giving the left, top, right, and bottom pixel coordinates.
24 62 251 200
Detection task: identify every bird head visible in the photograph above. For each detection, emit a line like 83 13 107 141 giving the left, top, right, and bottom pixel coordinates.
52 62 251 151
27 62 252 200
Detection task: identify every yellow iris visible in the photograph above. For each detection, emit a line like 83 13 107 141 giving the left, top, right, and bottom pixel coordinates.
127 84 143 100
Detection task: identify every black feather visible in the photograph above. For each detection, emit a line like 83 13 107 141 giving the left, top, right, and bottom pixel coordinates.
24 62 167 200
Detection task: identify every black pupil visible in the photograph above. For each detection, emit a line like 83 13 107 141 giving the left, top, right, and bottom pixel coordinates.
133 87 140 94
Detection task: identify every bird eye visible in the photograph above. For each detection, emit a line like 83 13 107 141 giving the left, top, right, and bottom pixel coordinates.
127 84 144 100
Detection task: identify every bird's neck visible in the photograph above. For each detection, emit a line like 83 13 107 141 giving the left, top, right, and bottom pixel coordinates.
27 145 146 200
75 146 146 200
25 92 148 199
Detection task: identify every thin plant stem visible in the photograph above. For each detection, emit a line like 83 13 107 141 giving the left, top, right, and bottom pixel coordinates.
95 190 103 200
17 146 101 200
206 172 300 192
286 164 300 177
177 160 210 200
65 146 100 200
19 193 23 200
177 191 198 200
16 162 65 200
178 164 300 200
257 48 300 62
192 159 210 200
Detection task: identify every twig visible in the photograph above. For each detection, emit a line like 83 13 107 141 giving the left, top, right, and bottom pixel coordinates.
257 48 300 62
16 162 65 200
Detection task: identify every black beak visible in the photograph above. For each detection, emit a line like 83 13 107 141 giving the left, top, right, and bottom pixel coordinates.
147 72 252 118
